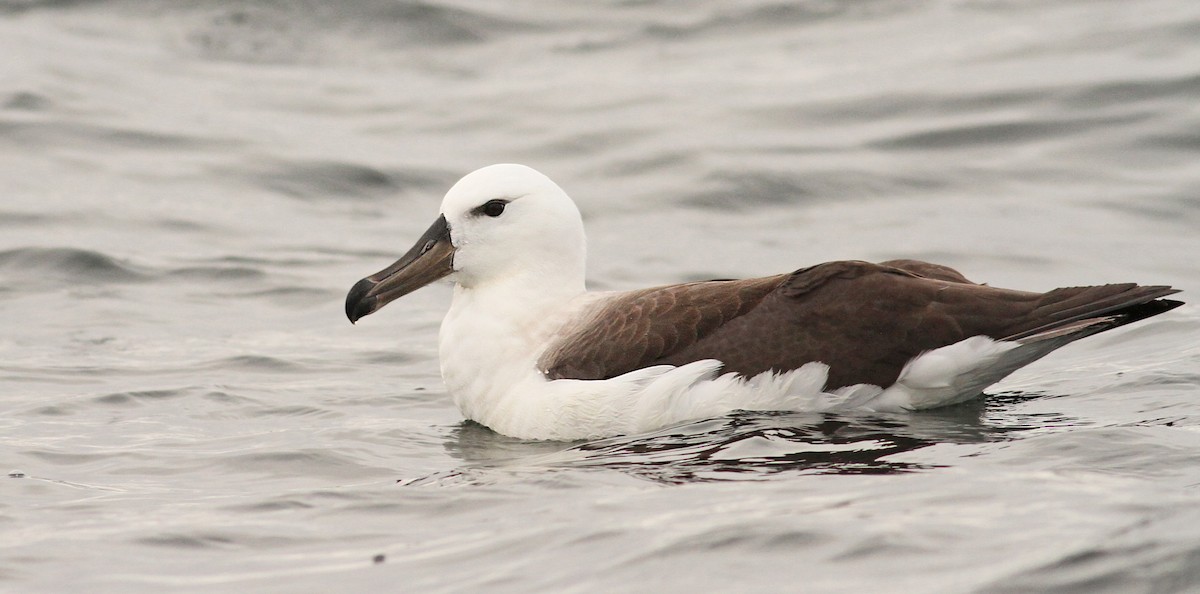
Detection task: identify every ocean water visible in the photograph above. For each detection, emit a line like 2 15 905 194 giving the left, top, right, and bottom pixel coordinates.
3 0 1200 592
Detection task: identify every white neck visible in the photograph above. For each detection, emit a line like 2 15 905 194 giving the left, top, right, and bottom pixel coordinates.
438 271 589 424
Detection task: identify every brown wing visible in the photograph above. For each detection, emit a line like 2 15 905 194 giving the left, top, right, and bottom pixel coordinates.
538 274 789 381
540 260 1180 389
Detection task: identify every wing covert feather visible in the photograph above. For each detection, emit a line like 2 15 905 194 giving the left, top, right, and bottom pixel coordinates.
539 260 1179 389
538 275 786 380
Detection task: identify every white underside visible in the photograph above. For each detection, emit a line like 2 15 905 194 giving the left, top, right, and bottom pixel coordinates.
437 283 1044 441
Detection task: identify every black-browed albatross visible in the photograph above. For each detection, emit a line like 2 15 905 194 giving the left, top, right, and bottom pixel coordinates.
346 164 1183 441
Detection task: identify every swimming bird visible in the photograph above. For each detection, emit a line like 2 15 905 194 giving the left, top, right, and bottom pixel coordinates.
345 164 1183 441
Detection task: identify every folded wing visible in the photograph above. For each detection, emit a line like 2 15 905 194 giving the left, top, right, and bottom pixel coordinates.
538 260 1182 389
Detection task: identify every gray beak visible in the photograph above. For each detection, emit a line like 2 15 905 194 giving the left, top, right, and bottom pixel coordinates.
345 214 454 323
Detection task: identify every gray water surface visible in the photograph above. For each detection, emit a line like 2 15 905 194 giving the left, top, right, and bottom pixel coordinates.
4 1 1200 592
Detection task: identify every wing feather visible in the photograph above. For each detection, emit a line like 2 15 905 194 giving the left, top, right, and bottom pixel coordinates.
540 260 1180 389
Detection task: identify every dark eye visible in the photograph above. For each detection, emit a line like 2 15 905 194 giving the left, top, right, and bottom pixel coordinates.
481 199 507 217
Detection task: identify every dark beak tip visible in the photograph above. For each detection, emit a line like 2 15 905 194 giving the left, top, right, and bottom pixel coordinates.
345 214 453 325
345 278 378 324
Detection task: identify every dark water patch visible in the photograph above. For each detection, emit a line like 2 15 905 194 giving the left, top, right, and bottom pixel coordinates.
219 449 386 480
533 128 651 158
1137 131 1200 153
597 151 693 177
188 390 270 419
183 0 535 64
765 88 1050 125
0 210 119 229
165 265 265 282
0 247 148 284
207 254 295 267
224 498 315 513
203 390 254 404
0 120 237 152
266 160 396 199
0 366 121 384
681 171 822 210
30 404 76 416
185 5 311 64
71 334 118 347
152 217 216 233
358 349 421 366
2 91 53 111
831 534 917 562
648 525 826 556
869 114 1151 151
1056 73 1200 110
222 286 335 308
1095 194 1200 225
136 530 298 550
982 538 1200 594
201 355 306 373
640 0 904 41
206 253 344 269
246 405 338 419
680 168 942 210
383 165 459 193
0 0 101 14
24 450 115 465
93 388 189 407
362 0 537 46
136 532 233 549
225 159 452 201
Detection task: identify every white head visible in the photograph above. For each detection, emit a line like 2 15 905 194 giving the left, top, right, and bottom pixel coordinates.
441 164 586 290
345 164 587 322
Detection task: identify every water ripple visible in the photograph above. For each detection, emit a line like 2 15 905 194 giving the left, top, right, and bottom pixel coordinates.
0 246 148 284
425 400 1056 486
223 159 452 201
869 113 1152 151
0 120 238 151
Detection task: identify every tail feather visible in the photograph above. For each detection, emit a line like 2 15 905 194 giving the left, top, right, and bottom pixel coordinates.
874 291 1184 412
986 292 1184 399
1004 285 1181 341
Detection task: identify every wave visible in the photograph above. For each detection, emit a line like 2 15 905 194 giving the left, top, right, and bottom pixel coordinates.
0 246 148 283
0 248 323 300
0 120 238 152
868 113 1151 151
222 158 454 202
679 168 944 210
179 0 539 63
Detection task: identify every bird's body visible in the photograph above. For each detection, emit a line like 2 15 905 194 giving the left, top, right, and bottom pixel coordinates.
346 164 1182 440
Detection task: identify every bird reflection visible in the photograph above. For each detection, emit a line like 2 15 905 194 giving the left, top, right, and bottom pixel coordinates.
404 391 1071 486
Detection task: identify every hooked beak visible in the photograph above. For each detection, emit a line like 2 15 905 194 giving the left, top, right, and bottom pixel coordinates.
345 214 454 323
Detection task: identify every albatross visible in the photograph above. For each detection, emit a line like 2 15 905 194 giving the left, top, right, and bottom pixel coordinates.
345 164 1183 441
